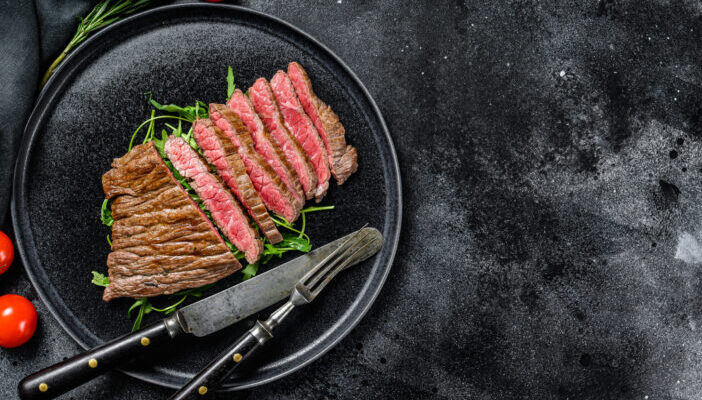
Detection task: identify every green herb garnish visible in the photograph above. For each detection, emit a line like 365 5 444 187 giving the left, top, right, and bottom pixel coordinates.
241 263 259 281
127 298 152 332
148 94 208 121
42 0 152 86
125 284 216 331
226 66 236 100
100 198 114 227
91 271 110 287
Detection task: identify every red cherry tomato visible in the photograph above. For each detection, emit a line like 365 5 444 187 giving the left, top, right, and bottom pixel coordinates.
0 295 37 348
0 230 13 275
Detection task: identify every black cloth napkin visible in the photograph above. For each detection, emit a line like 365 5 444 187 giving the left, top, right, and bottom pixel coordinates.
0 0 96 229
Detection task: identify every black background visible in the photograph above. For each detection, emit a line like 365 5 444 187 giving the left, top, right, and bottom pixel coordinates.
3 0 702 399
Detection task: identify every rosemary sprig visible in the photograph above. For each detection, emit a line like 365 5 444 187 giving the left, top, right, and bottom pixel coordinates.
41 0 152 86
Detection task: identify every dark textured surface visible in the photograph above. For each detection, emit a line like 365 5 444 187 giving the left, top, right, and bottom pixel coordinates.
0 0 38 229
3 0 702 399
0 0 94 229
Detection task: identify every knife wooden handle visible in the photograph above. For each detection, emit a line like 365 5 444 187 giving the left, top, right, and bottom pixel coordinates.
168 321 273 400
18 317 181 400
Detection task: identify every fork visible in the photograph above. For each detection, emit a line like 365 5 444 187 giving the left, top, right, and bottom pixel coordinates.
168 226 378 399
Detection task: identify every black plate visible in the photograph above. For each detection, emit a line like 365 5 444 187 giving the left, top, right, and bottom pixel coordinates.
12 4 401 391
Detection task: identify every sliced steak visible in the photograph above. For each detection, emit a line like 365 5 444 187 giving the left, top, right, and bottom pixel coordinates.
165 136 263 263
192 118 283 244
209 103 300 222
227 89 305 207
288 62 358 184
270 70 331 202
101 142 239 301
249 78 317 200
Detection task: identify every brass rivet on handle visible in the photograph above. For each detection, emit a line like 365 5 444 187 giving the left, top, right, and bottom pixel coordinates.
140 337 150 347
198 386 208 395
88 358 98 368
233 353 242 362
38 383 48 392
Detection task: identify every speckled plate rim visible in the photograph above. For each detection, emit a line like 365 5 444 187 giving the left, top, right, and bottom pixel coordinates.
12 3 401 391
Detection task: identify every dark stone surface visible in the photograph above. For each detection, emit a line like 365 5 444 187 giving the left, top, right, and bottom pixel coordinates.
0 0 39 229
3 0 702 399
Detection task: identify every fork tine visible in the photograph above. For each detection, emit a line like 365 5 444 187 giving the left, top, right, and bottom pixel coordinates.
304 229 372 290
298 225 368 286
309 238 377 298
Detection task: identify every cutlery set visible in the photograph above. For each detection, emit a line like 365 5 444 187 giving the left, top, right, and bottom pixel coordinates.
18 227 383 399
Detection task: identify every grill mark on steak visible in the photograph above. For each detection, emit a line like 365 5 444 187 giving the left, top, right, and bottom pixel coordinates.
209 103 300 222
249 78 318 200
192 118 283 244
227 89 305 207
165 136 263 263
101 142 240 301
270 70 331 202
287 62 358 185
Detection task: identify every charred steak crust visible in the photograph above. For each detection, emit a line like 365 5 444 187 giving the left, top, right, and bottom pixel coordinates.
165 136 263 264
193 118 283 244
227 89 305 207
287 62 358 185
101 142 240 301
209 103 300 222
270 70 331 202
249 78 318 200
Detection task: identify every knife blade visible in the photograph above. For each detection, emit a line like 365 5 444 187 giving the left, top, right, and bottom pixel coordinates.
177 227 383 336
18 227 383 400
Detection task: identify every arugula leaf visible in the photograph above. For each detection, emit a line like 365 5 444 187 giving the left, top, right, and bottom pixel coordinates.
142 109 156 144
261 253 274 265
227 66 235 100
129 115 190 151
148 93 208 122
281 234 312 252
128 298 149 318
152 129 168 157
91 271 110 287
271 215 309 241
100 198 113 227
131 283 218 326
150 296 185 315
300 205 335 213
128 298 153 331
241 263 259 281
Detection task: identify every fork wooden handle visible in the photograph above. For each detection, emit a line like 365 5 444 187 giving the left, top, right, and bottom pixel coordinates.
168 321 273 399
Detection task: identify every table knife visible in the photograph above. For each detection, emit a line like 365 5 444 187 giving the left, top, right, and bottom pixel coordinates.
18 227 383 400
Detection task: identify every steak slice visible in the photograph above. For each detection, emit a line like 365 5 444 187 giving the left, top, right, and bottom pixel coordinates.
209 103 300 222
101 142 240 301
165 136 263 263
227 89 305 207
270 71 331 202
192 118 283 244
249 78 317 200
288 62 358 185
